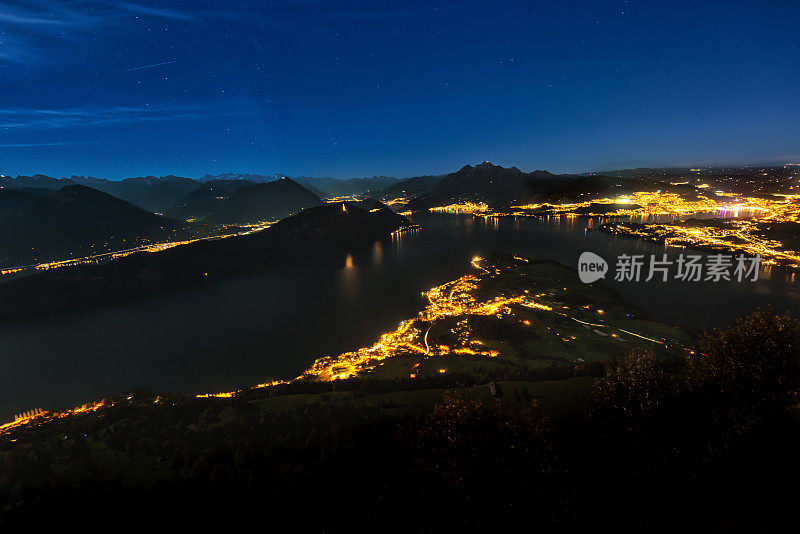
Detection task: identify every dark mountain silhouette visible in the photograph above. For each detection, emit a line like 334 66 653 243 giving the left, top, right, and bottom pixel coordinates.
351 198 385 211
380 174 444 200
293 181 327 198
404 162 618 212
0 201 407 321
0 188 46 220
6 186 55 197
198 174 398 198
1 174 199 213
0 174 74 190
0 185 189 267
199 172 287 182
0 173 401 214
166 179 256 221
199 174 401 197
294 176 399 198
205 177 323 225
69 175 199 213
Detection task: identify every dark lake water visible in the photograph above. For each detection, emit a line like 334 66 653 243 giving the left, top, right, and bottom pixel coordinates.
2 212 799 417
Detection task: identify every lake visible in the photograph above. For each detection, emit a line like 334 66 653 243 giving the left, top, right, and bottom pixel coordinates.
1 212 799 417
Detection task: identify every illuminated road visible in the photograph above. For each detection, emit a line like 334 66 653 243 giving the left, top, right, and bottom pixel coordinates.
0 221 274 277
424 325 432 354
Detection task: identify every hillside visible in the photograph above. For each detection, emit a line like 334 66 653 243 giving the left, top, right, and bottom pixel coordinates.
0 185 189 267
165 179 256 221
205 177 323 225
0 189 46 220
380 174 444 200
294 176 399 198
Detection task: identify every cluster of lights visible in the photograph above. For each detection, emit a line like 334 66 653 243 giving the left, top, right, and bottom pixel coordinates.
0 255 681 436
509 191 736 217
298 256 549 380
325 195 364 203
390 224 424 237
427 189 800 265
429 202 489 213
0 255 533 435
0 400 106 434
603 219 799 266
383 197 409 207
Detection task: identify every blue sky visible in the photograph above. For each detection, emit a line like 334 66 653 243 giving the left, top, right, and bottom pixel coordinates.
0 0 798 179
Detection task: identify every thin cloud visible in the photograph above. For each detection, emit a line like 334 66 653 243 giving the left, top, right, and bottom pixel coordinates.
0 3 95 27
115 2 200 22
0 141 97 148
0 1 199 66
0 40 37 65
0 104 243 130
0 12 73 26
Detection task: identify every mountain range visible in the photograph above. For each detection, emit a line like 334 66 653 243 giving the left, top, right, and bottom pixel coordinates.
196 173 402 199
0 173 402 212
5 161 776 272
1 160 792 321
0 185 190 267
0 174 198 213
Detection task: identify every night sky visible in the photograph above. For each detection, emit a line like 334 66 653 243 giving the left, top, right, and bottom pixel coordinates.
0 1 798 179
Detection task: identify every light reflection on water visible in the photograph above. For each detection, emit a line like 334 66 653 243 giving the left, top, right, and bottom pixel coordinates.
0 212 798 417
408 212 800 319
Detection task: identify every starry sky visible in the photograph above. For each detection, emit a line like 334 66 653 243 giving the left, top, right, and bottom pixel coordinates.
0 0 798 179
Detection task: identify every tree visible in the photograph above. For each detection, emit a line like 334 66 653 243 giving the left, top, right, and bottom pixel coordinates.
689 308 800 409
591 350 672 432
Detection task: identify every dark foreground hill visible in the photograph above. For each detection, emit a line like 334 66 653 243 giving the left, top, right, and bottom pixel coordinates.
0 300 796 532
0 201 407 321
205 177 323 225
0 185 189 267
